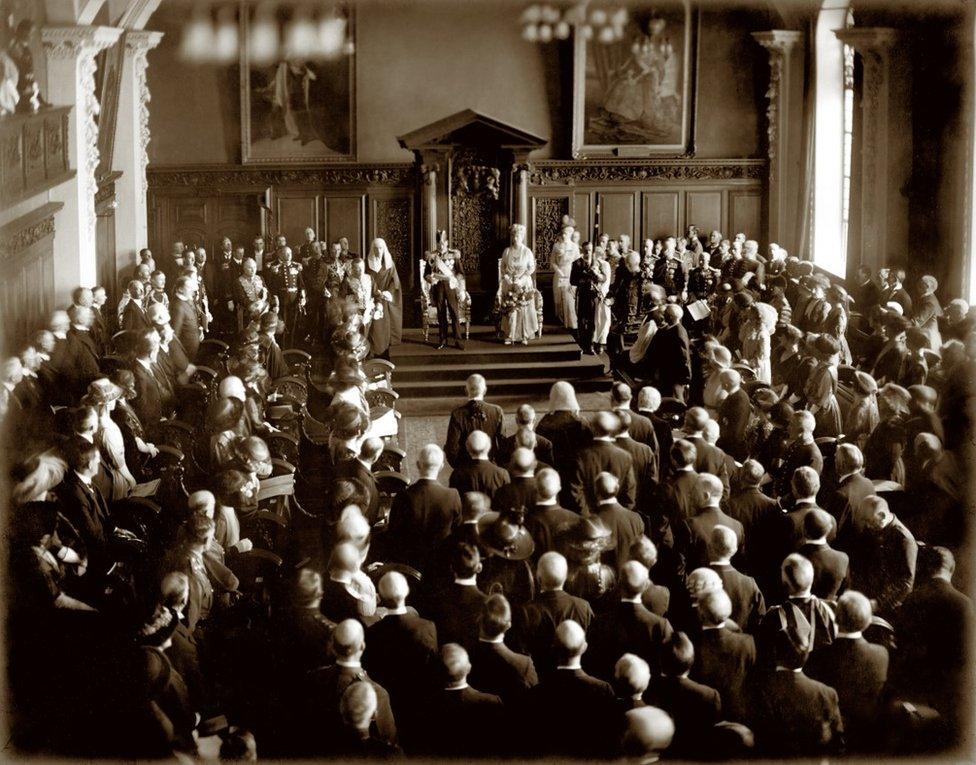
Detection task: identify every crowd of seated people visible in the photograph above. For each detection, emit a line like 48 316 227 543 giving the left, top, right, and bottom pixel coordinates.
0 224 973 761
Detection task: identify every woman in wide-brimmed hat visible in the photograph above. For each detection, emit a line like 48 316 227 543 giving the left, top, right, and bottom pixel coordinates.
844 370 880 449
82 377 137 501
561 515 616 604
478 507 537 604
804 334 843 437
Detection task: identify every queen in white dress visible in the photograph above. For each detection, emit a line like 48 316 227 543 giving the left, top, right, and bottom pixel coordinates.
498 224 539 345
550 218 579 330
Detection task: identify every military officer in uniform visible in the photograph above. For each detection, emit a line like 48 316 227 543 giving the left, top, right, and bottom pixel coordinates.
298 227 319 262
268 246 306 348
250 236 268 272
425 230 465 350
653 236 686 299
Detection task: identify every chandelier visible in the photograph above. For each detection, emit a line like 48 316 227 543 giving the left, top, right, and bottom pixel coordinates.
520 3 629 43
179 2 354 65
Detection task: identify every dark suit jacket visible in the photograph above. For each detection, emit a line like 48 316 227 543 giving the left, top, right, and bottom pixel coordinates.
643 323 691 389
642 582 670 617
798 542 849 602
692 626 756 722
536 410 591 481
587 599 673 679
335 458 381 525
718 388 752 462
169 296 200 362
749 669 844 757
620 409 659 455
595 501 645 569
426 581 488 652
526 668 617 759
646 675 722 758
444 399 504 468
615 435 658 505
55 472 113 575
59 328 101 400
492 475 538 514
684 507 745 570
518 590 594 672
569 439 636 513
131 361 163 435
774 439 824 498
364 610 438 708
448 459 510 500
823 472 875 547
849 518 918 614
427 685 506 758
388 479 461 570
687 435 731 492
469 638 538 704
498 430 554 470
121 300 152 333
305 664 397 751
662 469 700 529
709 562 766 634
322 578 372 626
725 486 780 576
646 412 674 475
806 637 888 740
524 501 578 557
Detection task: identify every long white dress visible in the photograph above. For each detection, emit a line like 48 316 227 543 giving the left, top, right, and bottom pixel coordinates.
498 243 539 342
550 239 579 329
593 257 612 345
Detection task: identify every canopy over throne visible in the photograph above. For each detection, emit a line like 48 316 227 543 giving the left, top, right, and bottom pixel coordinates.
397 110 547 323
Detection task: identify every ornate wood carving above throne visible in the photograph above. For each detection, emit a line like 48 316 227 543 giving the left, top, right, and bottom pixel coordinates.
397 110 546 318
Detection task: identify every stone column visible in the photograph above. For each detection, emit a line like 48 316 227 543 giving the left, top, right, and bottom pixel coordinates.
113 29 163 285
420 162 438 252
752 30 802 250
835 28 904 274
42 25 123 300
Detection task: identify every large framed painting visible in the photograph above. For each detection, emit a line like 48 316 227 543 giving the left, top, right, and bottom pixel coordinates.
240 6 356 164
95 34 125 179
572 1 698 157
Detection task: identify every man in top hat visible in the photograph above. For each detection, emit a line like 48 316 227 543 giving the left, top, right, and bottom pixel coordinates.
449 430 511 500
425 229 465 349
478 504 536 606
444 374 504 469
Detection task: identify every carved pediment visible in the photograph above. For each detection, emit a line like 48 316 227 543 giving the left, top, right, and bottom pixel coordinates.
397 109 547 152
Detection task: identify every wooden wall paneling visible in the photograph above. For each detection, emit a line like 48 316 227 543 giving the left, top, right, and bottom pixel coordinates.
215 196 262 254
685 190 723 237
324 194 366 256
641 191 681 243
572 192 592 241
598 191 638 243
273 192 320 249
729 190 763 242
369 192 415 289
171 197 210 251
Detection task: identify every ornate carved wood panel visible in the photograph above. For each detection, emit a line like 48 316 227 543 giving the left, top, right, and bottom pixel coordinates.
0 107 74 208
275 193 321 246
532 195 570 269
370 195 413 285
0 202 61 354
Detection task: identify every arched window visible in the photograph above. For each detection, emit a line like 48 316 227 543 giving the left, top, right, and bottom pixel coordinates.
812 1 853 277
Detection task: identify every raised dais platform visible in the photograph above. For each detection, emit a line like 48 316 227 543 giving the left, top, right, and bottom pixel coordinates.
391 325 610 399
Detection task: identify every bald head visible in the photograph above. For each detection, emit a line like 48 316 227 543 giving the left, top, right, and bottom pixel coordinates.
329 541 360 577
441 643 471 685
614 653 651 697
696 473 724 508
684 407 710 433
359 437 384 464
738 459 764 487
622 707 675 759
466 430 491 458
555 619 587 662
592 411 621 438
219 375 246 402
835 443 864 476
595 471 619 501
340 681 377 731
620 560 650 599
465 374 487 399
332 619 365 659
637 386 661 413
510 447 536 476
417 444 444 477
698 589 732 626
537 551 568 591
708 525 738 561
378 571 409 607
535 467 561 501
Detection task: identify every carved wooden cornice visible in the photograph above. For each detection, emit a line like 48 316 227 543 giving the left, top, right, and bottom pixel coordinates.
527 159 766 186
147 164 417 191
0 202 63 263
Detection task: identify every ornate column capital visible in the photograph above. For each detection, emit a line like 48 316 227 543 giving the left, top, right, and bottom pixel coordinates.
833 27 898 52
122 30 164 197
41 25 123 58
752 30 803 56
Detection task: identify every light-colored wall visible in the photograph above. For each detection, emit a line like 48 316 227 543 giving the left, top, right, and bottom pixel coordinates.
146 1 767 166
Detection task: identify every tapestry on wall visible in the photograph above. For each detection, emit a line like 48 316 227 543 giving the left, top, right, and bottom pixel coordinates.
240 4 356 164
572 0 697 157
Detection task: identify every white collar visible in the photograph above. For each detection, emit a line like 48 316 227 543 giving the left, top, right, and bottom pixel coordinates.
700 502 721 511
137 357 152 371
836 631 863 640
473 455 489 461
454 576 477 586
336 659 361 668
385 605 407 615
445 682 469 691
621 595 642 604
675 465 694 473
775 666 803 673
702 622 726 631
557 661 582 670
597 498 617 506
803 538 828 546
479 634 505 644
74 470 93 487
794 497 817 506
535 498 557 507
616 432 631 440
708 559 731 567
2 380 14 393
